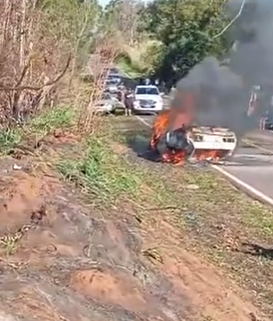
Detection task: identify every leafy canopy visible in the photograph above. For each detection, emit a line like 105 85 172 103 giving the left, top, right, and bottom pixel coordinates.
140 0 230 81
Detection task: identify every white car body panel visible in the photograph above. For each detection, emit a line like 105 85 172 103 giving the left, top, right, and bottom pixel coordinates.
105 79 119 93
108 74 121 83
94 94 119 114
95 103 114 113
107 85 118 93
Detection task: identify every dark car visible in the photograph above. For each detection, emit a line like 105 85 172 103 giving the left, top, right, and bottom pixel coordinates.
264 115 273 130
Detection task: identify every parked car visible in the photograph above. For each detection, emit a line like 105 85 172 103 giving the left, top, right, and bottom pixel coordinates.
105 78 120 94
109 67 119 74
264 112 273 130
108 68 121 79
95 92 123 114
108 74 121 85
133 85 164 114
264 119 273 130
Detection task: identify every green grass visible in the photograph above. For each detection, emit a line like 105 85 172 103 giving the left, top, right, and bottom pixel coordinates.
29 106 76 134
0 106 76 154
56 123 178 209
57 135 142 204
0 106 171 210
57 134 177 209
0 128 22 154
180 169 273 237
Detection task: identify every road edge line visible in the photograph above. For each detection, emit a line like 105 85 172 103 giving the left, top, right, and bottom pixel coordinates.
134 115 273 206
135 115 152 127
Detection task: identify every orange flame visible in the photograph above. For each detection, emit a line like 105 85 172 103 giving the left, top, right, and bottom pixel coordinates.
149 90 195 164
194 149 226 162
148 109 191 164
149 91 228 164
149 91 194 149
149 109 169 150
162 150 186 165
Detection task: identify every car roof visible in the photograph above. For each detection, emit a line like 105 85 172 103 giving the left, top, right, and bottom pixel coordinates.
101 92 111 98
106 79 118 83
135 85 158 89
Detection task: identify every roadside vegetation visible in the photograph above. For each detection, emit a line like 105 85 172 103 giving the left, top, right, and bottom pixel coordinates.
0 0 272 320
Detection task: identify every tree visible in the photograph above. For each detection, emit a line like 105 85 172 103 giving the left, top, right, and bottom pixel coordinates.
0 0 101 122
41 0 101 74
141 0 230 83
103 0 144 45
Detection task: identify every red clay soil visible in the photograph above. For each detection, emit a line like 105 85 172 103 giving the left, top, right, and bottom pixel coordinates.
0 135 266 321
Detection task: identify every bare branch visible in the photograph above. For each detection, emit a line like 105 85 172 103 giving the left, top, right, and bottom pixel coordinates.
213 0 246 39
0 54 71 91
15 58 32 87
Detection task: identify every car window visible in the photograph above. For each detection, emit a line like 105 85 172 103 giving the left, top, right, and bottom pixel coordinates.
109 74 120 78
101 93 111 100
110 68 119 74
109 79 119 84
135 87 159 95
112 76 120 82
106 79 118 85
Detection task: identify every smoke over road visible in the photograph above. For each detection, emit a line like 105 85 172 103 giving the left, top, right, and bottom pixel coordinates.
171 0 273 136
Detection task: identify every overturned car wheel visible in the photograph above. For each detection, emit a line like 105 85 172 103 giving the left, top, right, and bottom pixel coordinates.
164 128 194 158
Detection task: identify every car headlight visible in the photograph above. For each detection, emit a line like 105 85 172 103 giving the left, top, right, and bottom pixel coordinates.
134 100 140 107
156 100 163 107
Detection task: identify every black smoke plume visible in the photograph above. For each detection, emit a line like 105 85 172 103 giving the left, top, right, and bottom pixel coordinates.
172 0 273 136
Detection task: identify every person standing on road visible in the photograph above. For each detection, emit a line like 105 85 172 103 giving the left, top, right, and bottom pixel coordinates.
117 85 124 103
124 88 134 116
144 78 151 85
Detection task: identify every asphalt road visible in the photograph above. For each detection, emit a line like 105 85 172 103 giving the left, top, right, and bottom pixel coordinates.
114 67 273 205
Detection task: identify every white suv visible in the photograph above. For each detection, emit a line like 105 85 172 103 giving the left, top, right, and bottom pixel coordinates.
133 85 164 114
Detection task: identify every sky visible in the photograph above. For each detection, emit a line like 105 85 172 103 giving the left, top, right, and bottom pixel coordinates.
99 0 111 6
98 0 109 7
